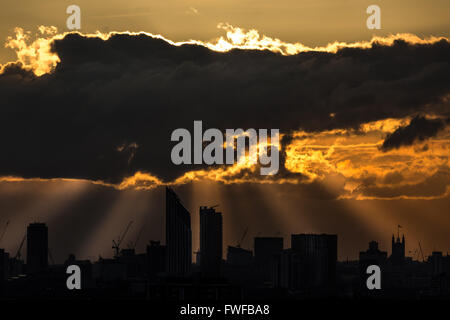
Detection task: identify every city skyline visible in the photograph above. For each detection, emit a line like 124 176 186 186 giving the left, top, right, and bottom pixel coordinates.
0 27 448 264
0 185 447 265
0 1 448 302
1 186 449 300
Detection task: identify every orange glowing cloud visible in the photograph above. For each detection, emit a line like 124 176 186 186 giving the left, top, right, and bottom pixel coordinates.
2 115 447 200
284 117 450 199
1 24 448 76
1 25 448 200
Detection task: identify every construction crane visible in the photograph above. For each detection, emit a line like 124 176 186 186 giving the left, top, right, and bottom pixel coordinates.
418 241 425 262
409 249 419 261
0 220 10 245
131 225 145 250
237 226 249 248
112 221 133 258
15 233 26 260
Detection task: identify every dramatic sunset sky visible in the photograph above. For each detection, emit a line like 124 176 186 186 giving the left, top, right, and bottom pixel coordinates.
0 0 449 262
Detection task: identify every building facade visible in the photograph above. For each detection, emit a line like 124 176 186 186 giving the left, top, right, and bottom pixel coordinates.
165 187 192 275
291 233 337 289
254 237 283 281
26 223 48 275
199 206 223 277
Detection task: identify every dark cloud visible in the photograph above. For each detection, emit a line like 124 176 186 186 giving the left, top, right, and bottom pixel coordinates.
381 115 448 151
0 33 449 183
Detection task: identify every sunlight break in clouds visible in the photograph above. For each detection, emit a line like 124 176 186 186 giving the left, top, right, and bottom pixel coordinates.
0 117 448 200
1 23 448 76
1 25 448 200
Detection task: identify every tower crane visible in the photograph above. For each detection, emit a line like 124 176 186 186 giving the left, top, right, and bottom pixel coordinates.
0 220 10 245
237 226 249 248
418 241 425 262
15 233 26 260
112 221 133 258
132 224 145 250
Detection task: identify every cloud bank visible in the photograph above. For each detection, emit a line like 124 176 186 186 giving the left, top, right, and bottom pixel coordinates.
0 25 449 199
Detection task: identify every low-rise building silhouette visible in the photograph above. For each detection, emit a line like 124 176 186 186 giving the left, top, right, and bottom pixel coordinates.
227 246 252 267
359 241 387 291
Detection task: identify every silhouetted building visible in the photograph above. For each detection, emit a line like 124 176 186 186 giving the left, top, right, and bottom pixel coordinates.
360 241 387 267
165 187 192 275
0 249 8 282
26 223 48 275
359 241 387 289
272 249 301 290
227 246 252 267
117 249 147 278
147 241 166 279
64 254 93 288
93 258 126 283
199 206 223 277
430 251 444 276
291 234 337 289
390 234 405 266
254 237 283 281
8 257 24 277
223 246 255 288
429 252 450 293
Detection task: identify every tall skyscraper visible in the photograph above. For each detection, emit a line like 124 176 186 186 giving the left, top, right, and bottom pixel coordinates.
199 206 223 277
26 223 48 275
165 187 192 275
291 234 337 289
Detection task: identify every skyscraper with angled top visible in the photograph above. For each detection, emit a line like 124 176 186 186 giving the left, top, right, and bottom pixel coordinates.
165 187 192 275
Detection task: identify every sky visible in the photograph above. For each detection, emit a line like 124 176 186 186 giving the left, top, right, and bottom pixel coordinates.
0 0 449 63
0 0 449 262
